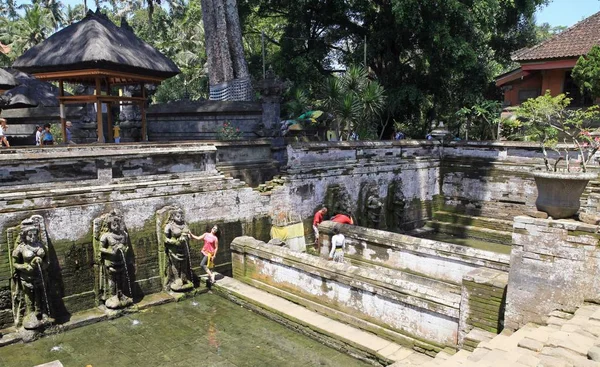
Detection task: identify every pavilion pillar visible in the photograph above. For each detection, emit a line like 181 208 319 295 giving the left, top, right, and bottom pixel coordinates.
59 80 67 144
106 80 113 142
95 77 104 143
141 83 147 141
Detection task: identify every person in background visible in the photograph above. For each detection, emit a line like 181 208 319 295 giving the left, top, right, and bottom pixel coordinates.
328 226 346 263
190 224 219 284
312 206 328 248
41 123 54 145
65 121 75 144
331 213 354 225
113 123 121 143
0 118 10 147
394 130 405 140
35 125 42 146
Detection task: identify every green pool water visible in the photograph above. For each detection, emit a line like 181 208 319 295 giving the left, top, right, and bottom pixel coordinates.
0 294 372 367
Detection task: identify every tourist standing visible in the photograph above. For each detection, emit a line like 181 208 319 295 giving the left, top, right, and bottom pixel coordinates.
331 213 354 225
0 118 9 147
35 125 42 146
313 206 328 247
328 227 346 263
65 121 75 144
41 124 54 145
190 225 219 284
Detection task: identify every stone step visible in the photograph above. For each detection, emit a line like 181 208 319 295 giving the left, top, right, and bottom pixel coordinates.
214 276 433 366
414 227 512 255
425 220 512 246
433 211 514 233
462 328 496 352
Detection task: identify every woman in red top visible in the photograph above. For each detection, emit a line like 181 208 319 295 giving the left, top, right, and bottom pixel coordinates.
331 214 354 225
191 225 219 284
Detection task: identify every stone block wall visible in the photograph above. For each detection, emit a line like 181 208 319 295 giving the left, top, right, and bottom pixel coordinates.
146 100 264 141
231 236 460 354
458 268 507 346
318 221 509 285
505 216 600 330
283 142 442 242
0 144 277 329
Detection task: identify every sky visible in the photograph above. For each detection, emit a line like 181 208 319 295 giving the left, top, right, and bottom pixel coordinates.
536 0 600 27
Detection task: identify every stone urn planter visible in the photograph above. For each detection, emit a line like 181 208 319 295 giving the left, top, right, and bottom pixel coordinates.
532 171 597 219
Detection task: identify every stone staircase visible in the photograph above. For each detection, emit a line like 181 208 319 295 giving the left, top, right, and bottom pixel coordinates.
411 211 513 255
403 304 600 367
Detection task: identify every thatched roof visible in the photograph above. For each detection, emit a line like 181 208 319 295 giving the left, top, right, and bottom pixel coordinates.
12 10 180 79
0 68 18 90
3 68 62 107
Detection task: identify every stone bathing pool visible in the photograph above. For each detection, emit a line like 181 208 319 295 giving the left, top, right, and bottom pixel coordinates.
0 294 372 367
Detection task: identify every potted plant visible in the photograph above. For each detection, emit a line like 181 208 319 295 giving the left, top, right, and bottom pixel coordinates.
513 91 600 219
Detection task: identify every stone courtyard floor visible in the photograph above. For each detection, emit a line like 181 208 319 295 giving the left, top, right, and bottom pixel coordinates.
0 294 372 367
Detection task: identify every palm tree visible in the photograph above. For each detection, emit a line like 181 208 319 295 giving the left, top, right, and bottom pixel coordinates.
0 4 54 59
321 65 386 140
64 4 85 25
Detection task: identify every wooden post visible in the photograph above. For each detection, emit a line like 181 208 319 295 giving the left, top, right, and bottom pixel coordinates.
141 84 147 141
95 77 104 143
106 79 113 142
59 80 67 144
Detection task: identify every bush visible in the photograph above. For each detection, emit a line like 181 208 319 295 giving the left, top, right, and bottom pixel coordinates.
217 121 243 140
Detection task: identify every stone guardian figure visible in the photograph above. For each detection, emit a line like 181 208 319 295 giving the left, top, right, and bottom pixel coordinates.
162 208 193 292
10 215 52 329
94 210 133 309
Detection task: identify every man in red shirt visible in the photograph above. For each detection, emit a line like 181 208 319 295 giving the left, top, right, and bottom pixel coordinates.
331 213 354 225
312 206 328 248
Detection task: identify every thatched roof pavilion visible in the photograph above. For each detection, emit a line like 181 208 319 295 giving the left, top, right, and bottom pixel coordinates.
12 9 180 143
0 68 18 93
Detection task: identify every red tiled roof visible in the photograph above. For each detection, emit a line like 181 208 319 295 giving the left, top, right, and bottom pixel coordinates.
513 11 600 62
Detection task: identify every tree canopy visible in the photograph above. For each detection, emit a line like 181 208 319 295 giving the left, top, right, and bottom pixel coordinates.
0 0 548 137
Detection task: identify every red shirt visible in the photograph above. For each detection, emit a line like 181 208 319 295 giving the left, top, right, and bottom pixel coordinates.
202 233 218 255
331 214 353 225
313 211 325 226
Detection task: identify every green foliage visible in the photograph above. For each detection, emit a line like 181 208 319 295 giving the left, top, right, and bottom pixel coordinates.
455 100 503 140
49 123 63 144
217 121 243 140
572 45 600 100
535 22 566 43
319 65 385 140
513 91 600 172
247 0 545 135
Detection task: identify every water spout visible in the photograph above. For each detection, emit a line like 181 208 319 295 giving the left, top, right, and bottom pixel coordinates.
37 262 51 317
119 249 133 298
185 240 193 282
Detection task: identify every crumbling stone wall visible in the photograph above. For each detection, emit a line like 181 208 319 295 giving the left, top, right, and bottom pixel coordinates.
0 144 275 329
505 216 600 330
231 236 460 354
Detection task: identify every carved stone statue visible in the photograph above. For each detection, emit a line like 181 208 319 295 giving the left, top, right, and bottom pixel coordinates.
95 210 133 309
163 208 193 292
366 193 384 228
386 181 406 232
10 215 52 329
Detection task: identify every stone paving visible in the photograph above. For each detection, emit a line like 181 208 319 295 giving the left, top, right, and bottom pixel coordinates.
413 304 600 367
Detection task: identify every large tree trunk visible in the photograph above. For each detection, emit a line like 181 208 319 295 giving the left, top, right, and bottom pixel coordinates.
224 0 249 79
201 0 252 99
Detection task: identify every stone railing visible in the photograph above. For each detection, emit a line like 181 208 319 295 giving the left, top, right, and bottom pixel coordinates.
231 236 460 354
318 221 509 285
231 235 509 354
